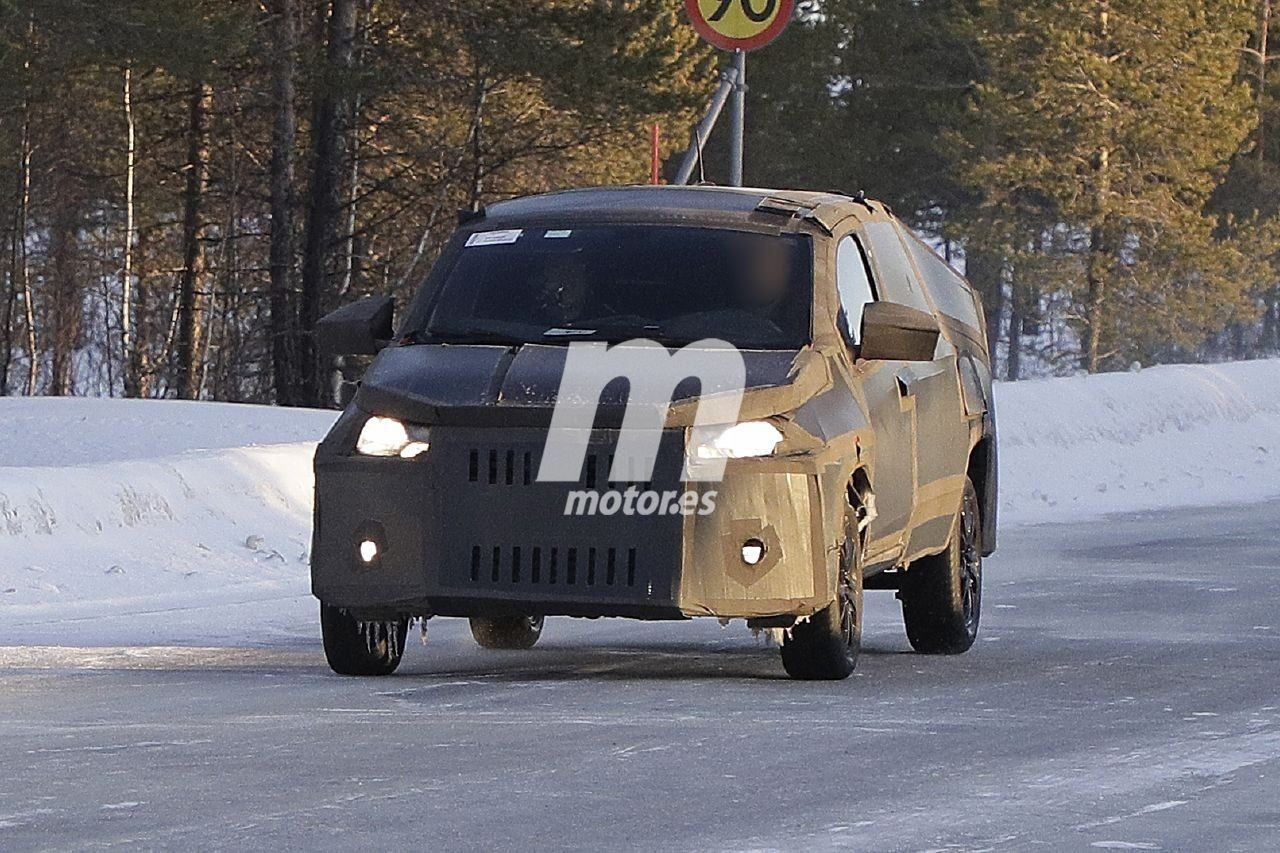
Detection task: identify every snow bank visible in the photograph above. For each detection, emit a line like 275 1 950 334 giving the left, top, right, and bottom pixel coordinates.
0 397 335 467
0 442 316 573
0 359 1277 642
996 360 1280 525
0 402 334 644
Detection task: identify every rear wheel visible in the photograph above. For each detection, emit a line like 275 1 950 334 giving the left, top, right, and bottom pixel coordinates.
320 603 408 676
900 477 983 654
780 525 863 681
470 615 545 650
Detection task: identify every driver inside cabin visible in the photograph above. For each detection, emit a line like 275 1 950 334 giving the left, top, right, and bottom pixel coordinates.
728 234 805 339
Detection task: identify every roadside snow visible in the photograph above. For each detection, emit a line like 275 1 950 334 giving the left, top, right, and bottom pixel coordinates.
0 442 319 645
996 359 1280 525
0 401 333 645
0 358 1277 643
0 396 334 467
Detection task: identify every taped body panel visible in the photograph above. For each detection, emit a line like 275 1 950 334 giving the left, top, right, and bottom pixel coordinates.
310 185 999 624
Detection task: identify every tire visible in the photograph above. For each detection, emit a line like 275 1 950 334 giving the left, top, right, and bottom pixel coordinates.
900 477 983 654
780 524 863 681
320 603 409 676
470 615 545 650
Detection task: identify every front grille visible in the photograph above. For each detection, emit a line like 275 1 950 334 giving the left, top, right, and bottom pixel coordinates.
465 446 655 489
469 544 639 588
429 426 684 605
468 448 535 485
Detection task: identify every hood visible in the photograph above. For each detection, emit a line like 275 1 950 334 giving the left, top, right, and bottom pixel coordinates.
353 343 827 428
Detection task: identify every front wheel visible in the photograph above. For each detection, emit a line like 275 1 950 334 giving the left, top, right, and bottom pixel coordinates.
470 615 545 650
320 603 409 676
899 477 983 654
780 527 863 681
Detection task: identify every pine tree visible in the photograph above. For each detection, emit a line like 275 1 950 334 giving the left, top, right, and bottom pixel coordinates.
961 0 1266 371
0 0 714 401
734 0 978 226
1211 0 1280 356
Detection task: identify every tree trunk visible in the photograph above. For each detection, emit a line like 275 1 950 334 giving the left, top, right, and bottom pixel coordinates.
15 23 36 396
0 86 21 395
339 105 363 301
269 0 299 406
299 0 358 407
48 157 81 397
1083 145 1113 375
1 108 27 395
328 0 374 406
965 247 1005 371
1006 275 1024 381
134 224 153 397
203 111 241 400
467 61 488 212
175 82 214 400
1257 0 1271 162
121 64 139 397
1 253 12 396
1081 5 1113 374
1083 222 1108 374
1258 0 1277 354
1264 288 1279 352
21 172 36 394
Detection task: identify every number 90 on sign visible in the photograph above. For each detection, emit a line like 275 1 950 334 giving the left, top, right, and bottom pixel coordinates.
685 0 794 52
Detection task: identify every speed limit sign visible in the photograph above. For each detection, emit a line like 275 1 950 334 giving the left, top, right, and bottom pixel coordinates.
685 0 794 51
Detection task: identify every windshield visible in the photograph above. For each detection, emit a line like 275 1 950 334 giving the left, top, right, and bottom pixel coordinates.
412 225 812 348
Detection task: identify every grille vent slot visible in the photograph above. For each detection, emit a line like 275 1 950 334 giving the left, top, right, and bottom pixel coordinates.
469 544 638 588
465 447 656 488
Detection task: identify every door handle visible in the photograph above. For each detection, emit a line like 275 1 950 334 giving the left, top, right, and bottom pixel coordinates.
896 371 914 398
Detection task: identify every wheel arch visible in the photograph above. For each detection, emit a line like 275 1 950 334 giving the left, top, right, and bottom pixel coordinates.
847 466 875 545
966 432 998 556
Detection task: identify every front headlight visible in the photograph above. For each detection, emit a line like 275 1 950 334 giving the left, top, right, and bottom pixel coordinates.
356 416 431 458
689 421 784 460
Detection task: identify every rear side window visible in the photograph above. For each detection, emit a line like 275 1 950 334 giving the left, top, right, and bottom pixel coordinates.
835 236 876 345
861 221 931 313
906 236 982 331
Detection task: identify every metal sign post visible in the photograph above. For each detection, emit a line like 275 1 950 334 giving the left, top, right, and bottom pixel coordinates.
728 50 746 186
681 0 794 187
673 66 739 185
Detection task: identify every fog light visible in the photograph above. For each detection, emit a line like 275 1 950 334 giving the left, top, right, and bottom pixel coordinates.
741 538 766 566
359 539 379 563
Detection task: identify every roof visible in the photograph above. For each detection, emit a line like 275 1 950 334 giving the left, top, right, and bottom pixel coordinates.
482 185 871 224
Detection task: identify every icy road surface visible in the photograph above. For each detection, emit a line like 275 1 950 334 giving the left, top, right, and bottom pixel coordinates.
3 500 1279 852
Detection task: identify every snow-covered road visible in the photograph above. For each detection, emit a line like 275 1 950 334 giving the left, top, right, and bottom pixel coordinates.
3 499 1279 851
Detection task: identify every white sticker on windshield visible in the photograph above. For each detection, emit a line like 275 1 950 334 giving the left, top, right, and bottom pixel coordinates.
544 230 573 239
543 327 595 336
466 229 523 247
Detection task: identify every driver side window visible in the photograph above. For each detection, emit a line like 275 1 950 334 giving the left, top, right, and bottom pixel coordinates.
836 236 877 345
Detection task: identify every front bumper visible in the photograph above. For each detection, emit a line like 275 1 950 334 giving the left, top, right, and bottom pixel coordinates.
311 424 840 620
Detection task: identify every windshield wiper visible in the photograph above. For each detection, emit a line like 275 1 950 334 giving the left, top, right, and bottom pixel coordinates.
404 326 527 346
542 320 674 343
542 327 599 338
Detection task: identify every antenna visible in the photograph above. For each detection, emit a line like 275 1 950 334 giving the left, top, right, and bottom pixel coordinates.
694 127 707 185
673 68 736 185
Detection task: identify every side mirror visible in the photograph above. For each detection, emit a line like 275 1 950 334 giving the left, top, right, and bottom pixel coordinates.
859 301 940 362
316 295 395 356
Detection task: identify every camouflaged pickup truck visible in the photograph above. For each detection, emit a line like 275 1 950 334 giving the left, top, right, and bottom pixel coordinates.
311 185 997 680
